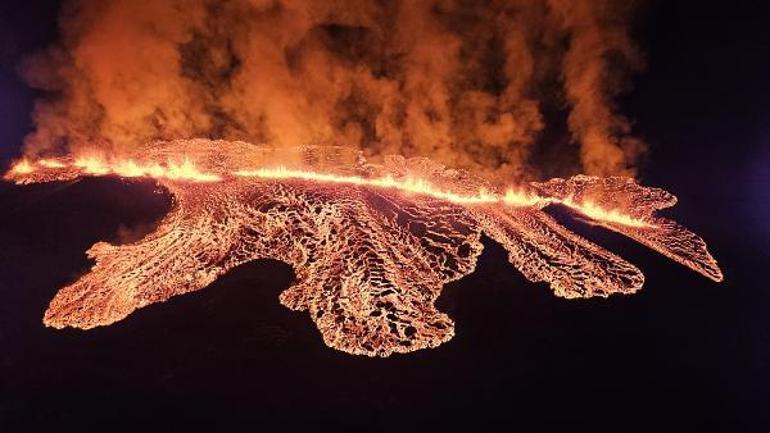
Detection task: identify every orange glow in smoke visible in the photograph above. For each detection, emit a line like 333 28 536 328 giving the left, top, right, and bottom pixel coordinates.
234 167 653 227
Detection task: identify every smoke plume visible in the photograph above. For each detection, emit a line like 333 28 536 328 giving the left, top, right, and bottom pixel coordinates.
20 0 646 180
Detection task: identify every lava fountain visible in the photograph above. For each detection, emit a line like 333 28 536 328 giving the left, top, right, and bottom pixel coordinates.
3 139 722 357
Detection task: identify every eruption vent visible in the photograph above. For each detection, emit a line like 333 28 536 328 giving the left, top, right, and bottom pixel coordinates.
4 140 722 357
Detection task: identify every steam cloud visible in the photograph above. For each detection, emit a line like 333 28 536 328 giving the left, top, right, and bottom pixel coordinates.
21 0 646 179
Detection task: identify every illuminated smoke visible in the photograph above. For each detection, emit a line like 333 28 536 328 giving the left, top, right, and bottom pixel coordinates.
21 0 645 179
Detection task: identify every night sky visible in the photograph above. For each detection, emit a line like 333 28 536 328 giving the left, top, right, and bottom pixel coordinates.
1 1 769 432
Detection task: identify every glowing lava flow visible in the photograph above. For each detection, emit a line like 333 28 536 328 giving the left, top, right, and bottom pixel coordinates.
3 140 722 356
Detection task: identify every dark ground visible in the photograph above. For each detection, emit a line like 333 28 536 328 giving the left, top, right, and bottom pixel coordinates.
1 1 768 432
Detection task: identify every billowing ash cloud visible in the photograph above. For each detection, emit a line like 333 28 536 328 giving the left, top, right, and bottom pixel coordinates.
20 0 646 179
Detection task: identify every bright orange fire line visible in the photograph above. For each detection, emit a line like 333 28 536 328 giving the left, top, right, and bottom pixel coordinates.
5 158 655 228
234 167 501 204
73 156 222 182
235 167 655 228
6 159 34 176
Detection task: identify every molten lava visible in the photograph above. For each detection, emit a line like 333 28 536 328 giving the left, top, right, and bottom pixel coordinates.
4 140 722 356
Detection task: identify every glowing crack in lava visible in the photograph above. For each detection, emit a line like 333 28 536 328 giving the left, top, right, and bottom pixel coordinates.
4 140 722 356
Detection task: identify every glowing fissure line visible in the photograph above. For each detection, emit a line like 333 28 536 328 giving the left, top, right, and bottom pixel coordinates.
71 157 222 182
234 167 501 205
6 158 654 228
235 168 655 228
561 197 653 228
7 159 34 175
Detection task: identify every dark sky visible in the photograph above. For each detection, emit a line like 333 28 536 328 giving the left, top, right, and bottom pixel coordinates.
1 2 769 432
